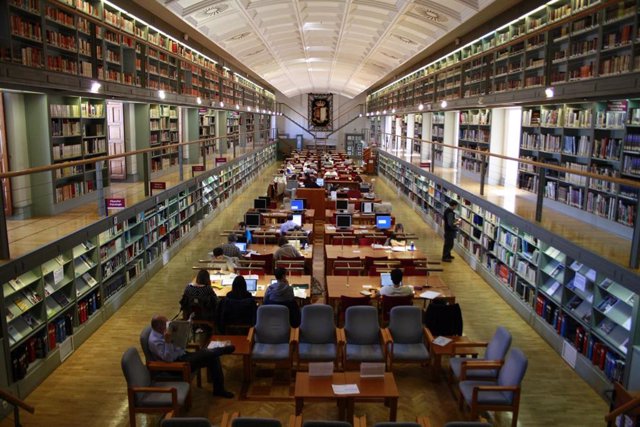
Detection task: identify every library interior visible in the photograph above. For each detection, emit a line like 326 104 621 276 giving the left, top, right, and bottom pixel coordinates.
0 0 640 426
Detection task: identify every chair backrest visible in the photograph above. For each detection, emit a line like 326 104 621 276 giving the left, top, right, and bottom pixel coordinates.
250 253 274 274
340 295 371 315
139 326 155 362
381 295 414 322
179 288 217 321
161 418 213 427
264 298 301 327
231 418 282 427
303 421 352 427
300 304 335 344
497 348 528 389
363 256 386 270
217 297 257 333
121 347 151 404
423 301 463 336
345 306 380 345
403 266 428 276
485 326 512 361
388 306 424 344
255 305 291 343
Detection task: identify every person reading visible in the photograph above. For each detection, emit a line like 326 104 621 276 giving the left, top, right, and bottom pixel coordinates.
211 247 237 273
384 232 406 248
264 267 294 303
378 268 413 297
147 314 235 398
280 214 299 235
220 234 243 258
274 236 302 261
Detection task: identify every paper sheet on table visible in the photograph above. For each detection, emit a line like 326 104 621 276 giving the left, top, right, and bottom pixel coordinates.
420 290 441 299
432 336 453 347
332 384 359 395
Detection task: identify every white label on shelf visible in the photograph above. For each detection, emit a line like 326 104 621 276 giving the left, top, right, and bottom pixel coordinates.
573 274 586 292
623 318 631 330
548 281 561 296
113 216 118 225
561 340 577 369
162 251 169 266
53 267 64 285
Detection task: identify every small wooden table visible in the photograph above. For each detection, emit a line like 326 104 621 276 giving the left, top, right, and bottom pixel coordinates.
294 372 399 421
211 335 252 392
429 336 478 376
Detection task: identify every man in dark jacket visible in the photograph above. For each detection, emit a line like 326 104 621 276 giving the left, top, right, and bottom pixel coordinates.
442 200 460 262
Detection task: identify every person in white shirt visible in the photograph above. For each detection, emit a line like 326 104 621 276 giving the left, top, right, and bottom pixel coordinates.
378 268 413 297
324 169 338 179
280 214 299 235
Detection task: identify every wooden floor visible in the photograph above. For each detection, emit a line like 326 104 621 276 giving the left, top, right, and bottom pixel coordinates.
0 163 608 427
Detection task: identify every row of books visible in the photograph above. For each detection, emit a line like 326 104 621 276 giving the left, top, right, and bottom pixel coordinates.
11 334 48 381
77 292 100 324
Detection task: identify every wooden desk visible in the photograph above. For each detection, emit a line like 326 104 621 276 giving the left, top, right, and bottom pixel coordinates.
294 372 349 419
325 210 395 225
343 372 399 421
324 198 381 210
211 335 252 390
258 209 315 224
211 275 312 302
325 275 452 307
429 336 478 375
221 224 313 238
324 245 426 273
324 224 385 244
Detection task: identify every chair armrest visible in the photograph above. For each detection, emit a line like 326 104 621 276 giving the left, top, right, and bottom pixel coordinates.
221 411 240 427
459 360 504 380
247 327 255 345
148 361 191 382
129 386 178 406
470 385 520 403
453 341 488 349
290 328 299 345
336 328 346 345
381 328 393 346
288 414 303 427
424 327 436 351
415 416 432 427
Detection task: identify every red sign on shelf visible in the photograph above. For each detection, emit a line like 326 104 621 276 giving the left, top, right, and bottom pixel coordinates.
215 157 227 166
150 182 166 190
105 198 126 209
420 161 431 168
192 165 205 172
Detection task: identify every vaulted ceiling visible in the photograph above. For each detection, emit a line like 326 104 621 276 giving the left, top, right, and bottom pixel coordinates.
158 0 496 98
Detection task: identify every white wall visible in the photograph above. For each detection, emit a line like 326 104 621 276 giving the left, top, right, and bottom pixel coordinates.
275 92 367 150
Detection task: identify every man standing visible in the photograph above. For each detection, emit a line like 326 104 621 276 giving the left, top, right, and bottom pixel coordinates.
442 200 460 262
147 315 235 398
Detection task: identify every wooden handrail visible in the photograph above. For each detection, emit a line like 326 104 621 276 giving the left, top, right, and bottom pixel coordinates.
0 128 273 180
0 388 35 414
378 131 640 189
605 396 640 422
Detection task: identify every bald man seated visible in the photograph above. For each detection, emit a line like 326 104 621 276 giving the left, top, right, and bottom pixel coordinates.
148 314 235 398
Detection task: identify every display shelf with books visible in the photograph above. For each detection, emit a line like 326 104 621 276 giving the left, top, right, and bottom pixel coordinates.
198 108 216 155
148 103 179 173
458 109 491 175
518 99 639 229
413 113 423 154
377 151 639 394
0 143 276 394
431 112 444 164
226 111 239 150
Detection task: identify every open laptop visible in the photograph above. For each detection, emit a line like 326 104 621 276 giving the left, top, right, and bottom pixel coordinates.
245 278 258 296
234 242 248 253
380 272 394 287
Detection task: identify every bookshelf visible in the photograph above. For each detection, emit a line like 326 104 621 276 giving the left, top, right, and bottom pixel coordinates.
431 111 445 165
0 0 275 110
226 111 239 151
458 109 491 175
148 103 179 173
518 99 639 228
345 133 364 158
199 107 216 156
378 151 639 396
48 95 107 205
413 113 423 154
0 143 276 397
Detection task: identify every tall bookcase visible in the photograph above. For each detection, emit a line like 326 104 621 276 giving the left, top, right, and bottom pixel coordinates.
431 111 445 165
378 151 640 397
226 111 239 150
148 103 179 173
0 0 275 109
0 144 276 397
458 109 491 175
518 99 638 229
199 107 216 156
413 113 423 154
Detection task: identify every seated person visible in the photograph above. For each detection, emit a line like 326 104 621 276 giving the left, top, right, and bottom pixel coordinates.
379 268 413 297
227 275 254 300
212 247 237 273
264 267 294 303
384 232 406 248
220 234 243 258
274 236 302 261
264 267 300 327
393 223 405 234
302 172 320 188
280 213 299 235
324 169 338 179
234 222 247 243
148 314 235 398
179 269 218 322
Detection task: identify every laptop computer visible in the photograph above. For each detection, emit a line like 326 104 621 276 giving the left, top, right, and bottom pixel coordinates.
234 242 247 253
245 278 258 296
380 272 394 287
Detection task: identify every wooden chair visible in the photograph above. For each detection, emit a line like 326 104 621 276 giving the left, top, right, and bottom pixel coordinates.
379 294 414 324
249 253 274 275
236 259 266 276
275 259 306 276
338 295 371 327
358 237 373 246
253 232 278 244
364 256 387 271
333 259 363 276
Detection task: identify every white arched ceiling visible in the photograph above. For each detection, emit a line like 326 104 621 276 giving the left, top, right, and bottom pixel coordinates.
159 0 494 98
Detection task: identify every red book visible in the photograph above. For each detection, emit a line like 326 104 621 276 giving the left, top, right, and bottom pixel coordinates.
47 323 57 351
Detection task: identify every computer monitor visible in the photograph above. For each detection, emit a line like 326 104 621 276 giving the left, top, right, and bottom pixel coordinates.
292 214 303 227
291 199 304 211
380 272 394 287
254 198 267 210
376 215 392 230
258 196 270 204
245 212 261 228
362 202 373 214
336 199 348 211
336 214 352 229
316 178 324 187
244 278 258 293
234 242 247 252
